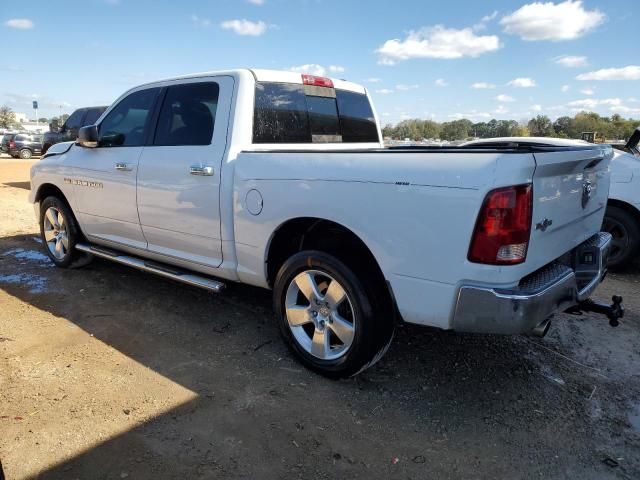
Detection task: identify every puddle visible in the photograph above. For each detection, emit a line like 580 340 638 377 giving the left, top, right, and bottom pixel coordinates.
0 273 48 293
2 248 52 266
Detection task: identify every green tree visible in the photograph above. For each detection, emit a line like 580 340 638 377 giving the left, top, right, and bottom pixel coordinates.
440 119 471 141
0 105 16 129
553 116 574 138
527 115 554 137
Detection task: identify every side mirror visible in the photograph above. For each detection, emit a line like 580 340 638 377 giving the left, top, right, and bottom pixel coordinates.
77 125 99 148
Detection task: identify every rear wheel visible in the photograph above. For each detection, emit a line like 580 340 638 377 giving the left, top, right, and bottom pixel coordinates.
19 148 32 159
274 250 394 378
39 196 86 268
602 205 640 269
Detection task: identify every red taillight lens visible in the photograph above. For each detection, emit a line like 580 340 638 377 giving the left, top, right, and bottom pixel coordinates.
468 184 533 265
301 74 334 88
9 141 15 148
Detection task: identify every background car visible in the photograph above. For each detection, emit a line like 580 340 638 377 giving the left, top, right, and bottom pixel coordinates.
1 133 17 154
603 127 640 268
9 133 43 159
42 106 107 155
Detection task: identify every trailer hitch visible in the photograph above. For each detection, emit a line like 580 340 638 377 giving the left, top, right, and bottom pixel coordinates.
567 295 624 327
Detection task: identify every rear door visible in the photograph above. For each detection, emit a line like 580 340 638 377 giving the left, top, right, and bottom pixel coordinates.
527 145 613 267
136 76 234 268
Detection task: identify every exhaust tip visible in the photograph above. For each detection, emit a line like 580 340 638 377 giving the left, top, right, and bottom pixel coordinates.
531 318 551 338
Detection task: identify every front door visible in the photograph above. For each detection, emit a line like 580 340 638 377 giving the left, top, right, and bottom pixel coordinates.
73 87 160 249
136 77 234 268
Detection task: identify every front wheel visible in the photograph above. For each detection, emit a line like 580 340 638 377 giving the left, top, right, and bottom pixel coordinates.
19 148 32 159
39 196 85 268
274 250 394 378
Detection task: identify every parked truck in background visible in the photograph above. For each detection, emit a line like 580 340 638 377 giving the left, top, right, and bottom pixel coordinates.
42 106 107 155
29 69 622 377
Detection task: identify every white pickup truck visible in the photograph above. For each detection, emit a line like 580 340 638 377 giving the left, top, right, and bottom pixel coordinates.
30 69 623 377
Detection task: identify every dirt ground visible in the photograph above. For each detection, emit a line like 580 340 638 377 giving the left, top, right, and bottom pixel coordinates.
0 155 639 480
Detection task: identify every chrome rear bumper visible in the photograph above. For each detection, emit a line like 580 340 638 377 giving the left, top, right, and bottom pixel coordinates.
452 232 611 335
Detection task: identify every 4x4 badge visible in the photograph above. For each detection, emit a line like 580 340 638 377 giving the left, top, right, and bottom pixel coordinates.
535 218 553 232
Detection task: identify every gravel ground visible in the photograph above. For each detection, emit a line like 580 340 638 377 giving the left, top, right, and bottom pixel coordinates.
0 156 638 479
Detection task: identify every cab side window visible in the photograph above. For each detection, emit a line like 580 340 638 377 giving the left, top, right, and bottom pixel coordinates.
83 108 104 126
99 88 159 147
154 82 219 146
64 109 85 133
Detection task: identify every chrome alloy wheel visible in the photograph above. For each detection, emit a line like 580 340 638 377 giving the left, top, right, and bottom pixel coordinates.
43 207 69 260
285 269 356 360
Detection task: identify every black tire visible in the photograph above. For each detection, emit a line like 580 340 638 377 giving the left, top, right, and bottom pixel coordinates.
602 205 640 270
274 250 394 378
19 148 32 159
39 196 85 268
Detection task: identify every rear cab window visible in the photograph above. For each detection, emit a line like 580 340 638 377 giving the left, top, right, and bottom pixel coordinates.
253 81 378 144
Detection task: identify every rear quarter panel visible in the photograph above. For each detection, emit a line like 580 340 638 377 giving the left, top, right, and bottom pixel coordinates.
232 150 536 327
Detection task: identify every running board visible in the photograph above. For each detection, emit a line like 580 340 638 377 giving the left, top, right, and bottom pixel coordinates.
75 243 225 293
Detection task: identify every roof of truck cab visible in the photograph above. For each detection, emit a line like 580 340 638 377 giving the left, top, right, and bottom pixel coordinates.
131 68 367 95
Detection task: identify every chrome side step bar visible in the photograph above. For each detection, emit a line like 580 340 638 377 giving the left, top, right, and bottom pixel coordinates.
75 243 225 293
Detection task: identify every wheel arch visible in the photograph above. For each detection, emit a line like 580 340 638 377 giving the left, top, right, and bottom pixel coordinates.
34 183 86 240
266 218 379 282
265 217 396 316
34 183 69 205
607 198 640 224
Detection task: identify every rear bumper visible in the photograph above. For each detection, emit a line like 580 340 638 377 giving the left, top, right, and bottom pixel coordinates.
451 232 611 335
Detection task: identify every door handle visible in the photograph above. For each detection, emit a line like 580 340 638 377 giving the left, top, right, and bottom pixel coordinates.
190 165 214 176
115 163 133 171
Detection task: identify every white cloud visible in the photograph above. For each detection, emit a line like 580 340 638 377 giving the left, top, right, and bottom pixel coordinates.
496 94 515 102
576 65 640 81
567 98 622 109
474 11 499 31
376 25 500 64
494 105 509 114
396 84 419 91
365 78 381 83
375 89 394 94
561 84 570 92
531 104 542 111
508 77 537 88
435 78 448 87
220 19 267 36
289 64 326 76
481 11 499 23
580 87 595 95
5 18 34 29
471 82 496 89
191 15 211 28
288 64 345 76
500 1 604 41
554 55 588 67
248 0 265 4
449 111 492 120
613 106 640 114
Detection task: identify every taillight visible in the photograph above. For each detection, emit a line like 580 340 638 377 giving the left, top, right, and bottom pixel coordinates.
9 141 15 148
301 74 334 88
468 184 533 265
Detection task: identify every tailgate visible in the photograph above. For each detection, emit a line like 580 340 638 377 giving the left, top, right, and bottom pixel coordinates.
527 145 613 270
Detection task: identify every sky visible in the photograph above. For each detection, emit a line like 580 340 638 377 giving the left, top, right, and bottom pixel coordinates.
1 0 639 124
